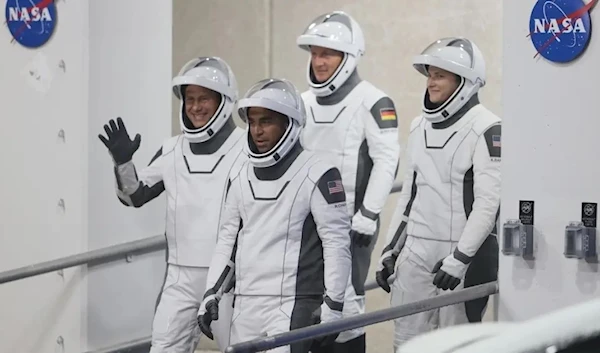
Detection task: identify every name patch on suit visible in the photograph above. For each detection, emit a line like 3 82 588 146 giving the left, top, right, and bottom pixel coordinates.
318 168 347 205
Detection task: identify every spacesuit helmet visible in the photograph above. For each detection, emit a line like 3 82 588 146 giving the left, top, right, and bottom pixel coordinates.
413 37 486 123
172 56 238 143
297 11 365 97
237 78 306 168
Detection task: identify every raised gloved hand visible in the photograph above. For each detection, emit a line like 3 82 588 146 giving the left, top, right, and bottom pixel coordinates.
98 117 141 165
197 293 219 340
375 253 397 293
432 249 471 291
310 296 344 349
350 207 378 247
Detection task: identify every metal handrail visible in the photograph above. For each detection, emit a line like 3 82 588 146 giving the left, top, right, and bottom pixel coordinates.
82 335 152 353
0 235 166 284
390 181 402 194
80 281 388 353
0 182 403 285
363 278 383 292
225 281 499 353
0 181 403 353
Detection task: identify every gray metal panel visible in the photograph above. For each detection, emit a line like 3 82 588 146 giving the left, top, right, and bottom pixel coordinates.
86 251 166 349
86 0 173 349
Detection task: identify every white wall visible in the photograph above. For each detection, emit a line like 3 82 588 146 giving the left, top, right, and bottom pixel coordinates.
0 1 89 352
0 1 172 352
87 0 172 350
499 1 600 321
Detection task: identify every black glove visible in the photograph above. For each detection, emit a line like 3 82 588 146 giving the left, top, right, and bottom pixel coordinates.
310 333 338 351
375 254 397 293
98 117 141 165
197 297 219 340
350 230 371 248
432 254 468 291
309 305 339 349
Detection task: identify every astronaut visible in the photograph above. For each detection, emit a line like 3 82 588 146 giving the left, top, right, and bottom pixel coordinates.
295 11 401 352
197 78 352 353
375 37 501 349
98 57 245 353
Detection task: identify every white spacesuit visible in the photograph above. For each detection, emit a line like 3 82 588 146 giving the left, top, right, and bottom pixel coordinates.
376 37 501 349
198 78 352 353
99 57 245 353
296 11 401 350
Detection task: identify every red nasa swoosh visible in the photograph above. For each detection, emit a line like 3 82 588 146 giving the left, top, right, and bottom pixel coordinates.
527 0 598 58
6 0 54 44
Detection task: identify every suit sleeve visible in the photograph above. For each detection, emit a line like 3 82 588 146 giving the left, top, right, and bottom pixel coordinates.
456 123 501 260
361 97 401 217
380 128 417 260
311 168 352 306
204 178 240 300
114 147 165 207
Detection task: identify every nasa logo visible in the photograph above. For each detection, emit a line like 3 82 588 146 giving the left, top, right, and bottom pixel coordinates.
5 0 57 48
528 0 597 63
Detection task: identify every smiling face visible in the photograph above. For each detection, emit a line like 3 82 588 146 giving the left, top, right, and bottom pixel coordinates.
247 107 289 153
427 66 460 104
310 45 344 83
184 85 221 128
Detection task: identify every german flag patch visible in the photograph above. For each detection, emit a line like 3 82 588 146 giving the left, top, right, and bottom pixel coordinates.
371 97 398 129
380 108 397 121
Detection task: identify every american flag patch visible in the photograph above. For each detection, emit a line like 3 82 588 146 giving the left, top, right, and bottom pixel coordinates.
492 135 501 148
327 180 344 194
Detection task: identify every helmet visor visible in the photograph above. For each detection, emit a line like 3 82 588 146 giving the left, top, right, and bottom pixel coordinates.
413 37 477 81
238 79 305 125
297 12 357 55
173 57 236 100
193 57 233 86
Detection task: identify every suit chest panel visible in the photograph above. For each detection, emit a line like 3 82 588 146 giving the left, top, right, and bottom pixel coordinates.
415 122 477 185
304 98 364 154
238 160 313 237
164 136 243 205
